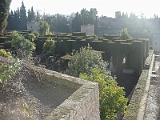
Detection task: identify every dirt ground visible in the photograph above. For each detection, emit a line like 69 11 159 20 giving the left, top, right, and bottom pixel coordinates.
144 57 160 120
0 62 77 120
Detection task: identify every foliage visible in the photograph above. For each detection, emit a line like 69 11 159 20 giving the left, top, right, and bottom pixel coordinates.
42 38 56 57
39 21 50 36
6 5 40 30
0 0 11 35
66 44 110 77
11 31 35 58
44 14 70 32
47 32 53 35
33 31 39 38
0 59 20 84
19 1 27 30
26 33 36 41
120 28 132 40
0 49 12 58
80 68 128 120
72 8 98 33
27 6 35 22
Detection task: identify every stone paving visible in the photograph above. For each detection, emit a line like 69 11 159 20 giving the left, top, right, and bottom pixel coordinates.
144 55 160 120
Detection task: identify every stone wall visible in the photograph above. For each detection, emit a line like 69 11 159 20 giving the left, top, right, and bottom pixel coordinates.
123 50 154 120
29 66 100 120
27 21 39 32
81 24 94 35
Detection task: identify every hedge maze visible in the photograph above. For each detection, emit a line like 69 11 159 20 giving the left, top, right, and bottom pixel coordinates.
0 31 149 76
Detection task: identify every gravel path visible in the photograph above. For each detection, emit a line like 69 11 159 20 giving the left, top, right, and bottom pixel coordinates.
144 60 160 120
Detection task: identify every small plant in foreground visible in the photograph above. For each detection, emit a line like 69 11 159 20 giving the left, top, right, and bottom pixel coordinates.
0 59 20 84
80 68 128 120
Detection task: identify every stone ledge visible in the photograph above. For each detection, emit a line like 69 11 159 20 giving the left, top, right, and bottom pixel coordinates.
123 50 154 120
28 65 100 120
144 50 154 69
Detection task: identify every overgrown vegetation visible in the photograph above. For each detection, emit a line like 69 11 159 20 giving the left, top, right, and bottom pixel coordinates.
11 31 35 58
0 58 20 84
80 69 128 120
26 33 36 42
66 45 128 120
42 38 56 57
0 49 12 58
0 0 11 35
66 44 110 77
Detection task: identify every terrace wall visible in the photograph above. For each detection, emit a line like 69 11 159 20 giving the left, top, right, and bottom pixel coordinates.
29 66 100 120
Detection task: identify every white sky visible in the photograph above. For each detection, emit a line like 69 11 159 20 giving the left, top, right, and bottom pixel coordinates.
10 0 160 18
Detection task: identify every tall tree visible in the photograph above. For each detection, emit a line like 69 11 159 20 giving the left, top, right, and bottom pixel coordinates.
44 14 71 33
28 6 35 22
20 1 27 30
72 8 98 33
0 0 12 35
35 11 41 22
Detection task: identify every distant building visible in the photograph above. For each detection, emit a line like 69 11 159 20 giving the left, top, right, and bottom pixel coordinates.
115 11 121 18
27 21 39 32
152 35 160 52
81 24 94 35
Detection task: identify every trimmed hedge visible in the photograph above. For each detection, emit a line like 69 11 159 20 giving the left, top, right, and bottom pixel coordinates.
4 41 11 49
72 32 86 36
0 37 9 43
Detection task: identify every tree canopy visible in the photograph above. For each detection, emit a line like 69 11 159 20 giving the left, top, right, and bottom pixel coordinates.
0 0 11 35
72 8 98 33
39 21 50 36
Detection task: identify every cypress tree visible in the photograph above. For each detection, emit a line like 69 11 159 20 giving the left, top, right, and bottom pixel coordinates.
0 0 11 35
20 1 27 30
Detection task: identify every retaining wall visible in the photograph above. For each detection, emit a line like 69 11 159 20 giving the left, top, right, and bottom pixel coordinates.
29 66 100 120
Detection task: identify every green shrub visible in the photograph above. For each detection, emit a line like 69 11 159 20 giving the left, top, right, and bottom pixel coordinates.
0 49 12 58
39 21 50 36
11 31 35 58
33 32 39 38
120 28 132 40
42 38 56 57
0 59 20 84
66 44 110 77
26 33 36 42
80 68 128 120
